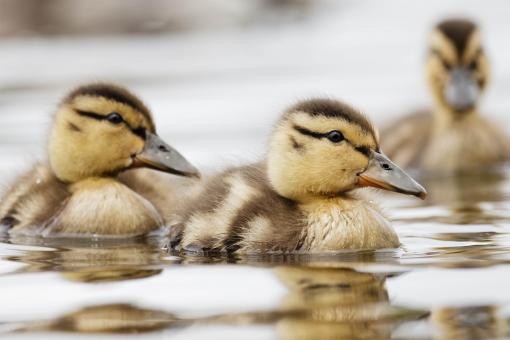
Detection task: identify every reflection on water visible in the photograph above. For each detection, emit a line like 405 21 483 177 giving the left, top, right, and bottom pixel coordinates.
273 266 426 340
0 161 510 339
16 304 182 334
1 237 170 282
6 265 427 339
432 306 507 340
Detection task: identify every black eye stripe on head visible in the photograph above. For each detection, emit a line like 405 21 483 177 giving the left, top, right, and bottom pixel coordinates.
430 49 452 69
293 124 371 156
431 47 483 70
293 125 324 139
74 109 146 139
132 127 146 139
75 109 105 120
293 124 346 142
467 48 483 70
355 146 371 157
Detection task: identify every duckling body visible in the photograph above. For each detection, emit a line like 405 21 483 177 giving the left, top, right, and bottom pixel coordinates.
171 99 425 253
0 83 198 237
381 19 510 174
0 163 68 233
382 109 509 173
176 164 397 253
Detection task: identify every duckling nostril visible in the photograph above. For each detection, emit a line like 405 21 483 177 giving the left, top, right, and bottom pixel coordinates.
382 163 392 171
158 145 169 152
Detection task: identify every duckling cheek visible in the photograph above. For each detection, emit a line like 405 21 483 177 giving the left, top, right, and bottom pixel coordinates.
317 146 364 189
131 137 145 155
426 59 447 92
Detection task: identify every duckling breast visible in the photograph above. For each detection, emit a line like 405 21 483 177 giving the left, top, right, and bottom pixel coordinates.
299 196 400 251
42 178 163 237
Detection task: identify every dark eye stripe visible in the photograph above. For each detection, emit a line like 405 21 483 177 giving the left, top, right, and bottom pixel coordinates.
132 127 146 139
294 124 372 156
355 146 371 157
75 109 146 139
430 48 452 69
466 48 483 69
75 109 105 120
293 125 324 139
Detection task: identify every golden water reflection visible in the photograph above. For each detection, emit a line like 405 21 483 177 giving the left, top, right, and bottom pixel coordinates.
9 266 428 339
0 236 171 283
432 306 508 339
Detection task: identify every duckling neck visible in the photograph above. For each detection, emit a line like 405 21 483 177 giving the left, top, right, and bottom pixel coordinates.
69 176 122 193
433 103 478 127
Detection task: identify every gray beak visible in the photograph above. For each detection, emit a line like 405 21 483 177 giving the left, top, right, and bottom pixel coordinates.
357 150 427 199
133 132 200 178
444 67 480 112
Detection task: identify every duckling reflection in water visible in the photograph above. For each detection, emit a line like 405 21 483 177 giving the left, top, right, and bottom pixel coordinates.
14 304 181 334
0 83 199 238
274 266 426 340
10 267 425 339
170 99 426 253
432 306 507 339
2 237 169 283
382 19 510 175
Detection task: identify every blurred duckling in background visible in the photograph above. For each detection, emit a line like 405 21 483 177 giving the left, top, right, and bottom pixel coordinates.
382 19 510 175
0 83 199 237
170 98 426 253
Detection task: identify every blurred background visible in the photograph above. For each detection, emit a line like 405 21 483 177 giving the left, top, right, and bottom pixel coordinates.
1 0 509 176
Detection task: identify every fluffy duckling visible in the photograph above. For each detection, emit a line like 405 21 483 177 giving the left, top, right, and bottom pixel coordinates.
0 83 199 237
382 19 510 174
170 98 426 253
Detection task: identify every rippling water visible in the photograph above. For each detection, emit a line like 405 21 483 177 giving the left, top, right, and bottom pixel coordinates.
2 1 510 338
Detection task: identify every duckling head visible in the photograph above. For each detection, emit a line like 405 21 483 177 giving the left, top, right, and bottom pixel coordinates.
267 98 426 202
48 83 199 183
426 18 489 114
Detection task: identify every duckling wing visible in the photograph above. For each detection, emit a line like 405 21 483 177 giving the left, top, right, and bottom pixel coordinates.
0 163 69 231
379 110 433 170
118 168 202 223
422 114 510 173
472 115 510 161
171 162 305 254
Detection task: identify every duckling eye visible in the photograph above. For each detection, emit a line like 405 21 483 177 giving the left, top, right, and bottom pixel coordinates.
467 60 477 71
326 130 344 143
106 112 123 124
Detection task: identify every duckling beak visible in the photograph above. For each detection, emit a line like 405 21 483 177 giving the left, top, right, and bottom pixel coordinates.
357 150 427 199
444 67 480 112
133 132 200 178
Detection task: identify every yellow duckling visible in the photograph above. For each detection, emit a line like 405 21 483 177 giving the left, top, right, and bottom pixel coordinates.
0 83 199 237
170 98 426 253
382 18 510 174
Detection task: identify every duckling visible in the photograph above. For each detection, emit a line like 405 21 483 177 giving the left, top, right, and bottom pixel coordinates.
169 98 426 253
381 19 510 174
0 83 199 237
